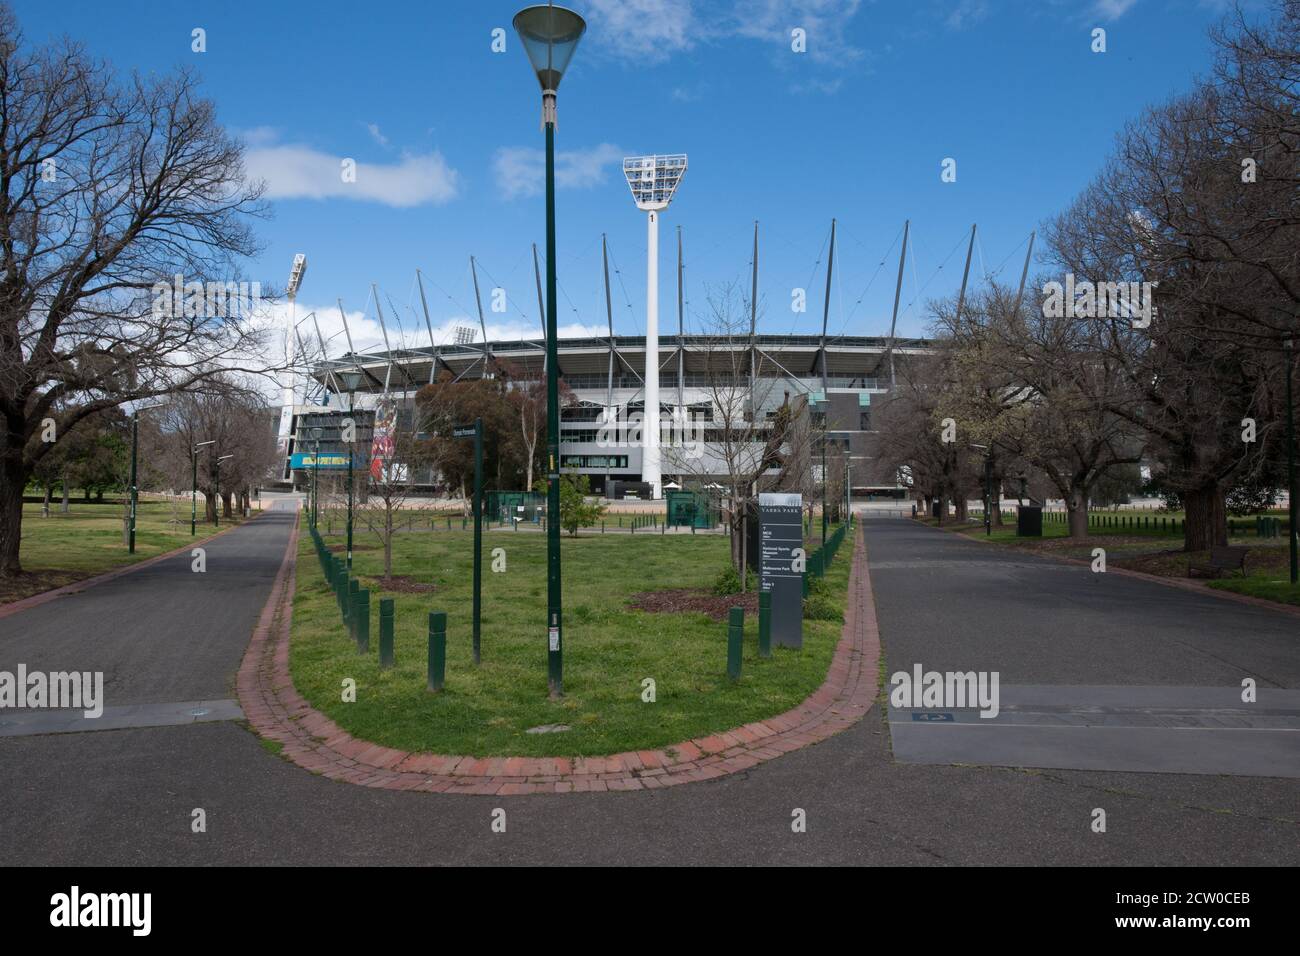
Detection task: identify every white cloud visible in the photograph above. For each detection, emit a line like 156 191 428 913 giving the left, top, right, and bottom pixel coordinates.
730 0 865 67
365 123 390 148
493 142 626 201
945 0 990 30
584 0 700 63
582 1 867 93
1092 0 1138 19
244 143 459 208
266 300 607 369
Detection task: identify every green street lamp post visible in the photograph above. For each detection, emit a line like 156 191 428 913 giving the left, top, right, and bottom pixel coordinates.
514 2 586 698
127 401 165 554
309 425 323 530
192 439 215 535
453 418 485 664
339 372 365 570
1287 338 1296 585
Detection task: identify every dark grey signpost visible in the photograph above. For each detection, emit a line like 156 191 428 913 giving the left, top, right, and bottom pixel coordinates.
453 418 484 664
759 492 803 649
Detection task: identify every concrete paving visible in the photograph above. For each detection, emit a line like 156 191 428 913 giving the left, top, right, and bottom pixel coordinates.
0 505 1295 866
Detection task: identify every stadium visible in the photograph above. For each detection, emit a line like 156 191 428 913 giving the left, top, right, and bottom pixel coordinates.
291 332 933 499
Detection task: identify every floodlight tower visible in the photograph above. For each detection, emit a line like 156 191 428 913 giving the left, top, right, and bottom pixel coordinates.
278 254 308 476
623 154 687 499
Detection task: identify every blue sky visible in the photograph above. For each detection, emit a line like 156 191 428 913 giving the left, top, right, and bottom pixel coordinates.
14 0 1241 355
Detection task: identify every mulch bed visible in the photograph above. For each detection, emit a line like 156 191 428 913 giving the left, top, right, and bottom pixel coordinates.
629 588 760 621
0 569 89 606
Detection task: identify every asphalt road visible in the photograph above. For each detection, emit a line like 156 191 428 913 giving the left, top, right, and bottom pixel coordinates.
0 507 1295 866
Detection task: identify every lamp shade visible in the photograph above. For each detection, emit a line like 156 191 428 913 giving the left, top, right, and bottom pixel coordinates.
513 5 586 92
339 370 365 392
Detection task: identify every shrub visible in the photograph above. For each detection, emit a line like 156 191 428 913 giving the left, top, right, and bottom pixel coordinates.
712 564 757 595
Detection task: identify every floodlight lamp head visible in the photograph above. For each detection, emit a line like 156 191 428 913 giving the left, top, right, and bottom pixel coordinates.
287 253 308 299
623 155 687 212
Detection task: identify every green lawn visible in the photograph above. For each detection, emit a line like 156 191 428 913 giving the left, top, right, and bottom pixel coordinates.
290 523 852 758
2 498 249 604
1207 575 1300 605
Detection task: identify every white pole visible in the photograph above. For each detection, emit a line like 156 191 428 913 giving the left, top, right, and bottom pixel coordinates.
644 209 661 498
277 294 297 478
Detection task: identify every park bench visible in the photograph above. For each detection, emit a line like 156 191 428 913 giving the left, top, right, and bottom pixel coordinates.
1187 545 1249 579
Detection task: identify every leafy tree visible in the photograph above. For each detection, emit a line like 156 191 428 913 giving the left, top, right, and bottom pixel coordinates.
535 471 604 537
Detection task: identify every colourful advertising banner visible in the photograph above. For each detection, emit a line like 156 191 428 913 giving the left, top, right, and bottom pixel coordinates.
291 453 352 470
369 398 397 480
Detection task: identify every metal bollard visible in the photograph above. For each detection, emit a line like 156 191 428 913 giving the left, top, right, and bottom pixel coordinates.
348 579 359 639
727 606 744 680
428 611 446 692
355 590 370 653
379 598 395 668
758 590 771 658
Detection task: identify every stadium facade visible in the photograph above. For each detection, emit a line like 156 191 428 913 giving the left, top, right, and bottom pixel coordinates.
290 333 931 497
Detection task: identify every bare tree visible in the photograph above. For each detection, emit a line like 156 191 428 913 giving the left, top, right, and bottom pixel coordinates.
0 4 272 576
663 283 804 587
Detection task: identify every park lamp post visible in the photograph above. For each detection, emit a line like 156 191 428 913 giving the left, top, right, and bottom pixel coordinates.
128 401 166 554
338 370 365 570
309 425 324 530
1287 337 1296 585
214 454 233 527
514 2 586 699
969 443 994 536
191 440 215 535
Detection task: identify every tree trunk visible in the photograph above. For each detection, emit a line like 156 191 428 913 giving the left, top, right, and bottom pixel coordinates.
955 497 968 522
41 483 51 517
935 495 945 526
1067 486 1089 538
222 491 232 517
60 475 70 514
0 453 27 575
205 489 217 523
1183 483 1227 552
383 508 394 580
739 508 748 593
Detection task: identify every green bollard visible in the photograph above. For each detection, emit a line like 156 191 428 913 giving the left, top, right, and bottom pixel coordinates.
355 590 370 653
379 598 395 668
758 590 771 659
428 611 446 692
348 579 359 639
727 606 744 680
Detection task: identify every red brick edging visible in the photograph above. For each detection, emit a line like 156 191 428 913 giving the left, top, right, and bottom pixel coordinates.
0 507 271 621
237 514 881 794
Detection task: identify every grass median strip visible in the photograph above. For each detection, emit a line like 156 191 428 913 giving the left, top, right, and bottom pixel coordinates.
289 526 851 758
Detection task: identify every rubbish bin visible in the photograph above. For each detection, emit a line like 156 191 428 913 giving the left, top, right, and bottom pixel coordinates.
1016 505 1043 537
